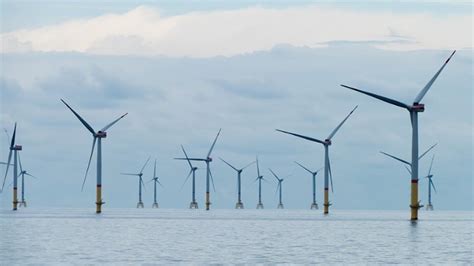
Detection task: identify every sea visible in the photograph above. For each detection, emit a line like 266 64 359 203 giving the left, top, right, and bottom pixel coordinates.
0 208 472 265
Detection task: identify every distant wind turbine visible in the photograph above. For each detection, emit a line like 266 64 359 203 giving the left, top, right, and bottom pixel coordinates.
341 50 455 220
269 169 286 209
148 159 163 208
177 145 199 209
61 99 127 213
295 162 322 209
277 105 358 215
255 156 266 209
220 157 255 209
121 157 150 208
424 155 437 211
17 152 38 207
1 123 22 211
175 129 221 210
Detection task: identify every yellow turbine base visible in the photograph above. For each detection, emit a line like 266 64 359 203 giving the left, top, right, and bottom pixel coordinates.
13 187 18 211
410 181 419 221
205 192 210 211
96 185 103 214
323 189 329 214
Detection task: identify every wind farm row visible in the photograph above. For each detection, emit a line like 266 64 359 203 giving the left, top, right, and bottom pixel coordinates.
1 50 455 221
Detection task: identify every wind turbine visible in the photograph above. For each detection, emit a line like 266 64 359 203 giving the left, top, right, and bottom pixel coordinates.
219 157 255 209
295 162 322 209
121 157 150 208
341 50 455 220
61 99 128 213
2 123 22 210
424 155 437 211
255 156 266 209
149 159 163 208
175 129 221 211
17 152 38 207
269 169 286 209
277 105 358 214
380 143 437 174
177 145 199 209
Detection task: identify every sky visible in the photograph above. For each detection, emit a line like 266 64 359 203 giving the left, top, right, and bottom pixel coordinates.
0 1 472 211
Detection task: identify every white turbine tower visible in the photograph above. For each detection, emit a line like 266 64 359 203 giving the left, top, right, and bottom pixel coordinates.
276 105 358 215
341 50 455 220
61 99 128 213
121 157 150 208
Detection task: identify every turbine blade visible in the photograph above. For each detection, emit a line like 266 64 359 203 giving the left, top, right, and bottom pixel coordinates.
274 182 280 197
341 85 410 110
140 177 146 192
209 169 216 192
327 105 358 140
241 160 256 171
153 159 157 178
179 169 193 191
256 156 261 177
430 179 437 193
294 161 313 174
157 180 164 188
10 123 16 149
404 165 412 175
140 157 151 175
219 157 238 171
100 113 128 132
419 143 438 160
328 154 334 193
428 154 435 176
81 137 97 192
146 178 154 184
18 151 23 173
180 145 194 169
174 158 207 161
276 129 325 144
121 173 140 176
207 129 222 158
25 173 38 179
380 151 411 166
1 149 13 192
414 50 456 103
268 168 280 181
61 99 95 135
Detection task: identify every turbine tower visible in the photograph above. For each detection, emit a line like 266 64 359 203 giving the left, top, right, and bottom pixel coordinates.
2 123 22 210
295 161 322 209
175 129 221 210
269 169 285 209
219 157 255 209
341 50 455 220
121 157 150 208
61 99 128 213
424 155 437 210
149 159 163 208
177 145 199 209
277 105 358 215
255 156 265 209
17 152 38 207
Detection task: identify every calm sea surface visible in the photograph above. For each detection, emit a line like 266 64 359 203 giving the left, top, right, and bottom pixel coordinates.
0 208 472 264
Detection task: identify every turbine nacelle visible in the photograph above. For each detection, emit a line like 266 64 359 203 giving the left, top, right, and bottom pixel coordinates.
12 145 22 151
324 139 332 145
207 157 212 162
95 131 107 138
411 103 425 112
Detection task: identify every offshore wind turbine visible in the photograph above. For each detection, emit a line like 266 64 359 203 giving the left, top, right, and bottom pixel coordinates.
424 155 437 210
149 159 163 208
341 50 455 220
175 129 221 210
177 145 199 209
295 162 322 209
61 99 128 213
121 157 150 208
255 156 266 209
219 157 255 209
380 143 437 174
17 152 38 207
1 123 22 210
269 169 285 209
277 105 358 214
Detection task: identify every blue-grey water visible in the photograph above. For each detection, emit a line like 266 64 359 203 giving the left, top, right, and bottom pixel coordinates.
0 208 472 264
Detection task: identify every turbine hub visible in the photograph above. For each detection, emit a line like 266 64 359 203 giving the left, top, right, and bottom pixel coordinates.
324 139 332 145
96 131 107 138
412 103 425 112
207 157 212 162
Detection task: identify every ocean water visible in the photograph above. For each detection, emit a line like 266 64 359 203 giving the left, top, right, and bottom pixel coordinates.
0 208 472 264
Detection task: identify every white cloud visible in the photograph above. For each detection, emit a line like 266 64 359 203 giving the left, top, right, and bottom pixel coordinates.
0 5 471 57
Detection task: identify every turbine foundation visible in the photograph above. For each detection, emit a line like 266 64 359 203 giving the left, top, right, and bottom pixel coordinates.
277 203 284 209
235 201 244 209
426 204 433 211
18 201 27 207
137 201 144 208
310 202 318 210
189 201 199 209
256 203 264 209
152 202 159 208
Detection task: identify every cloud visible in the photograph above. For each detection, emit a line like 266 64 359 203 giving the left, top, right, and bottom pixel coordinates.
0 5 471 57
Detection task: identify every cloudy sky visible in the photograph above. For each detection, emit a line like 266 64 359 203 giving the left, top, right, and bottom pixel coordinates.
0 1 472 210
